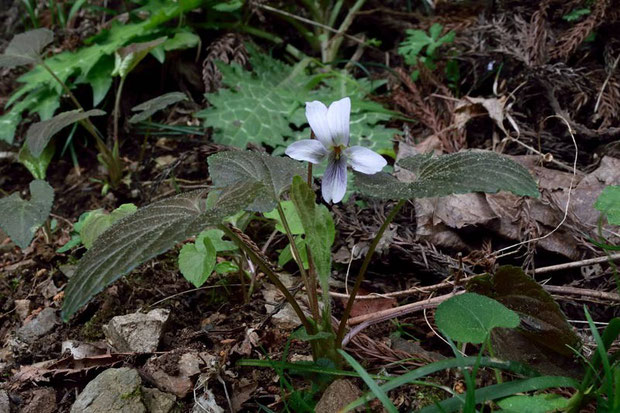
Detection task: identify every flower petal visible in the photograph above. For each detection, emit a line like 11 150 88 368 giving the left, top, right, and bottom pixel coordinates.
326 97 350 146
322 155 347 203
305 101 332 147
285 140 328 164
345 146 387 174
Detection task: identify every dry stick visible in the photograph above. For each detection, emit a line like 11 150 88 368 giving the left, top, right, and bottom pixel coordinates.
341 283 620 346
327 253 620 301
342 292 463 347
535 252 620 274
594 54 620 114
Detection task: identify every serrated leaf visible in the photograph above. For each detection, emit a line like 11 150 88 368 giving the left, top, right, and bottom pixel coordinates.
80 203 138 249
129 92 187 123
179 236 217 288
26 109 106 157
0 180 54 249
208 151 305 212
467 266 582 377
594 185 620 225
61 182 259 321
435 293 520 344
0 28 53 68
197 47 397 153
18 141 55 180
355 151 539 200
79 55 115 106
290 176 335 294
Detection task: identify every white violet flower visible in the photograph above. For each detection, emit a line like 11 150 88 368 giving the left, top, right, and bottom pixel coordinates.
285 97 387 203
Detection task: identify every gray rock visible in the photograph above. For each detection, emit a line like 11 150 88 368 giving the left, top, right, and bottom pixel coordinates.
17 307 58 343
22 387 56 413
315 379 362 413
141 387 176 413
0 390 10 413
103 309 169 352
70 368 145 413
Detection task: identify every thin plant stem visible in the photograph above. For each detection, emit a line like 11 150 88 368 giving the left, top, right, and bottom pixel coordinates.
40 61 122 184
325 0 366 63
335 199 406 346
113 76 127 146
218 224 314 334
276 203 320 322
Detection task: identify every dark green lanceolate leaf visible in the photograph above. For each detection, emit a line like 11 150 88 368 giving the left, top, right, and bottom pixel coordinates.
355 151 539 200
290 176 335 294
594 185 620 225
208 151 305 212
178 236 217 288
468 266 582 377
26 109 106 157
0 29 53 68
61 182 260 321
435 293 520 344
0 180 54 249
497 394 571 413
80 204 138 249
129 92 187 123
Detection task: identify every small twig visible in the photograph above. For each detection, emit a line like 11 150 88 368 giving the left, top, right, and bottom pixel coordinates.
147 284 242 308
594 54 620 114
534 253 620 275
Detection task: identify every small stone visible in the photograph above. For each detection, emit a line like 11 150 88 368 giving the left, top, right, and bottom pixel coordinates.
141 387 176 413
21 387 56 413
16 307 58 344
315 379 362 413
0 390 10 413
61 340 107 359
103 309 169 352
14 299 31 321
70 368 145 413
192 389 224 413
179 353 202 377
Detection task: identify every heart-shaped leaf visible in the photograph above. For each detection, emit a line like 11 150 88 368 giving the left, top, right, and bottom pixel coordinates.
18 141 55 180
208 150 305 212
129 92 187 123
467 266 582 377
0 28 53 68
80 203 137 249
594 185 620 225
0 180 54 249
26 109 106 157
61 182 260 321
435 292 520 344
178 236 217 288
355 151 539 200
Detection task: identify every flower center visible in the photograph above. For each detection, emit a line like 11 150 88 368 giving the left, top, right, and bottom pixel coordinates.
333 144 344 159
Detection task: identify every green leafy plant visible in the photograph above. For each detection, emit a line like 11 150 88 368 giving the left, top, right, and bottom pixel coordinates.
61 146 538 368
178 229 238 288
57 203 137 252
595 186 620 226
398 23 455 80
0 180 54 249
196 46 398 156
